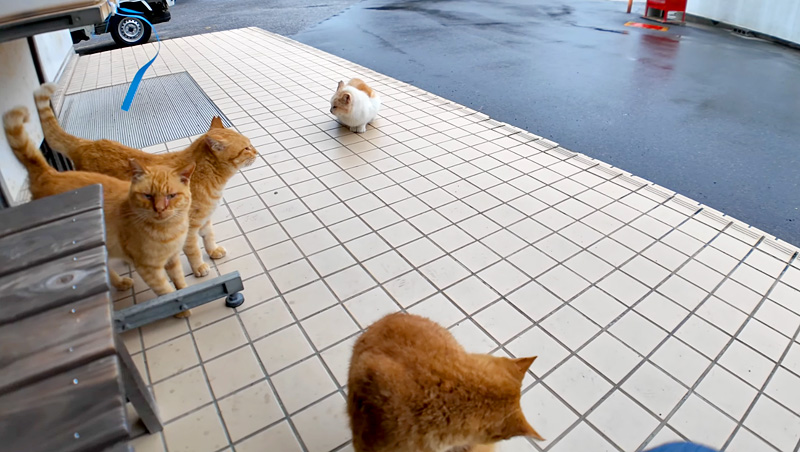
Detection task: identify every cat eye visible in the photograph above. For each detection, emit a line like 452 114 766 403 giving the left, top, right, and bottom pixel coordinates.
167 194 177 199
143 194 154 200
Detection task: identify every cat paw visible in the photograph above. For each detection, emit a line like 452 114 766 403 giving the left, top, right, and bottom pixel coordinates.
208 246 227 260
193 263 210 277
113 276 134 291
174 309 192 319
350 125 367 133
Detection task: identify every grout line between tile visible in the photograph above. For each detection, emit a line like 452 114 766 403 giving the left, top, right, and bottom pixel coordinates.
642 248 799 451
719 251 800 451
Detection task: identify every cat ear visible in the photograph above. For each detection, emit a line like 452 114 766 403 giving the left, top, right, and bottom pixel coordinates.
510 356 537 376
209 116 225 130
205 135 226 152
343 93 352 104
129 159 146 181
517 417 544 441
178 163 196 184
337 81 345 91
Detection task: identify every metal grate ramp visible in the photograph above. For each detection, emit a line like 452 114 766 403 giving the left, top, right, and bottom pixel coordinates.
58 72 232 150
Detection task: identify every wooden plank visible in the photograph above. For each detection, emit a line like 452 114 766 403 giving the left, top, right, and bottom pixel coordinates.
0 355 129 452
0 247 109 326
0 292 115 395
117 340 162 433
0 184 102 239
0 208 105 277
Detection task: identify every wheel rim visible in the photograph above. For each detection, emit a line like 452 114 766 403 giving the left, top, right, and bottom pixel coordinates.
118 17 144 43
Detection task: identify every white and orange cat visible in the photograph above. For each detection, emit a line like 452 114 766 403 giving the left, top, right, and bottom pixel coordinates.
4 106 196 317
34 83 257 279
330 78 381 133
348 313 543 452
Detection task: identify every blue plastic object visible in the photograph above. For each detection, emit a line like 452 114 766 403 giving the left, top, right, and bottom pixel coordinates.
105 1 162 111
645 442 719 452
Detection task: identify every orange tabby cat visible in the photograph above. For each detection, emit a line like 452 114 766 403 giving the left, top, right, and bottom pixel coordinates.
35 83 257 277
4 106 196 317
348 313 543 452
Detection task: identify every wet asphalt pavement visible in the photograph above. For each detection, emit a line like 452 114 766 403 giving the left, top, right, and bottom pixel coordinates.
295 0 800 246
74 0 361 54
75 0 800 245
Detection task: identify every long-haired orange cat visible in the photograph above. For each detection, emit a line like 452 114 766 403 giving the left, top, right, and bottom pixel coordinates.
4 106 196 317
348 313 543 452
35 83 257 278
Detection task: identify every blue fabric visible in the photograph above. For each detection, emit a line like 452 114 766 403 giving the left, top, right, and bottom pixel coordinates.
645 442 719 452
106 1 162 111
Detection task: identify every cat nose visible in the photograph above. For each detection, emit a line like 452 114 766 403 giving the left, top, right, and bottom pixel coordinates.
154 197 168 212
329 107 335 113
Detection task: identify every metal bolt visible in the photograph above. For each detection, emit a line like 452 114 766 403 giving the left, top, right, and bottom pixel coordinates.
73 257 77 261
72 218 76 222
68 347 74 352
72 240 76 245
72 285 77 290
70 308 76 314
73 378 79 385
74 433 80 439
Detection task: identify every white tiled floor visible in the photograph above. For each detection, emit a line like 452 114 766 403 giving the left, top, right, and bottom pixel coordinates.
63 28 800 452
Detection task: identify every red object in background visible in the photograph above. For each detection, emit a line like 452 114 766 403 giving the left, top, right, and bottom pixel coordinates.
645 0 688 23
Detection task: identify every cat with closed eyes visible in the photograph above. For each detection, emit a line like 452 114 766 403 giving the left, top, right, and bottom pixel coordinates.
5 106 195 316
330 78 381 133
348 312 543 452
34 83 257 283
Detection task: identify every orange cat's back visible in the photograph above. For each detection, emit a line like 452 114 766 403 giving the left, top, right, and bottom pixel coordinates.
348 313 456 452
30 168 128 202
347 78 377 98
348 313 542 452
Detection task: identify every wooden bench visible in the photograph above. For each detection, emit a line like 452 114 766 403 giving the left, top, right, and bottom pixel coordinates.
0 184 246 450
0 185 155 451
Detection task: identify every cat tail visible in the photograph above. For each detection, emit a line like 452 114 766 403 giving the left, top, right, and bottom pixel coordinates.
34 83 89 157
3 106 54 178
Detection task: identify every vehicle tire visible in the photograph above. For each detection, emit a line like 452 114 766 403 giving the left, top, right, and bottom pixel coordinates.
109 15 152 46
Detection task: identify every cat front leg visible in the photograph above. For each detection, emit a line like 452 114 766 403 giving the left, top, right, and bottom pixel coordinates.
109 268 134 291
165 254 187 290
183 228 210 277
135 264 174 296
164 254 191 318
200 220 226 259
350 124 367 133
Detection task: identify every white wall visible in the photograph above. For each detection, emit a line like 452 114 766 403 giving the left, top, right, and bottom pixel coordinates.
0 38 42 205
34 29 74 82
687 0 800 44
0 29 73 205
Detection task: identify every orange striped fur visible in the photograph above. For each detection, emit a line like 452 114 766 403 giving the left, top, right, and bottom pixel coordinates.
4 106 195 316
34 83 257 279
348 313 543 452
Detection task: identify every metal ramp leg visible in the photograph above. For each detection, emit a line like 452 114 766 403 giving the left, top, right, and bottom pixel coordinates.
113 271 245 332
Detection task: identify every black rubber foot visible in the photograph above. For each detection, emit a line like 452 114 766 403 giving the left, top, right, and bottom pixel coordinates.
225 292 245 308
